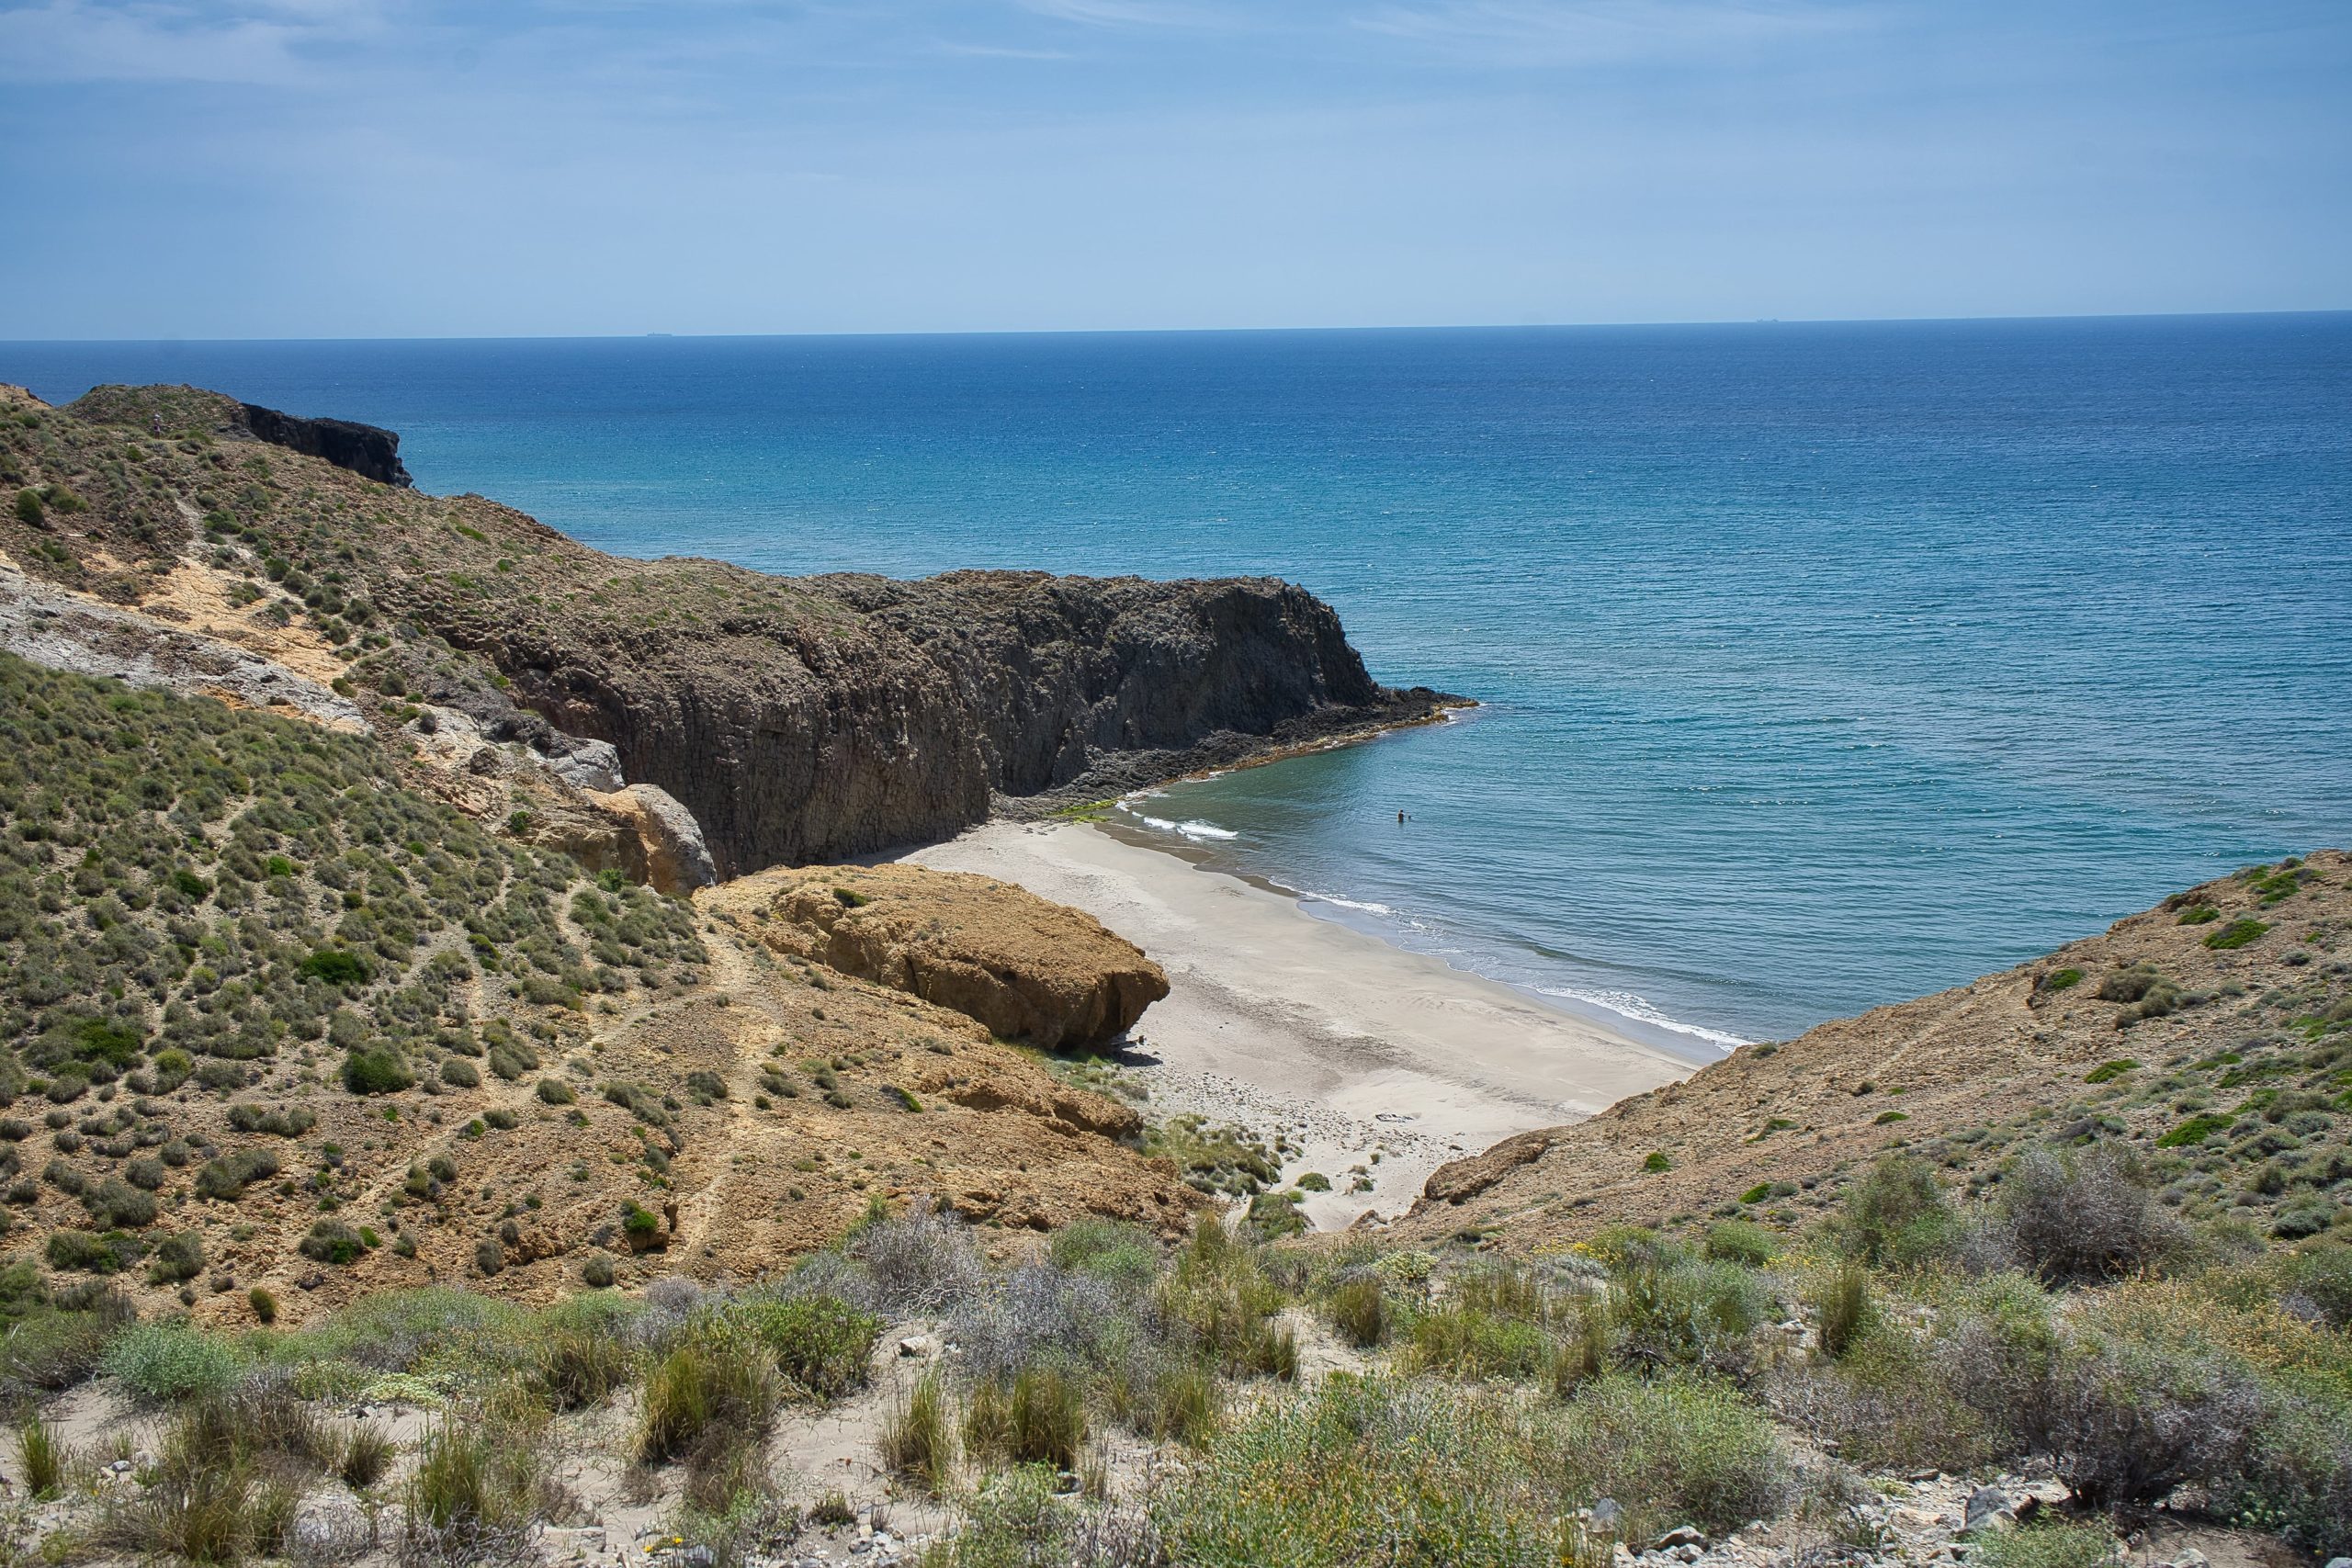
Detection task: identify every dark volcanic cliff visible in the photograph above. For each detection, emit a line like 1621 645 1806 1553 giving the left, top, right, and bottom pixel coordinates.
392 543 1444 875
65 384 413 488
4 383 1452 875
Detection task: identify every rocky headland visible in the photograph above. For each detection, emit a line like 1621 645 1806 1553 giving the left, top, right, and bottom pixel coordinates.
2 379 2346 1568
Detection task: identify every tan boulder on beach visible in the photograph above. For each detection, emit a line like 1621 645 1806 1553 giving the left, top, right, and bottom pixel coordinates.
720 860 1170 1050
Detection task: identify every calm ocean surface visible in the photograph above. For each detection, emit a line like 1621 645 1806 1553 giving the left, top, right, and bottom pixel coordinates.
7 318 2351 1051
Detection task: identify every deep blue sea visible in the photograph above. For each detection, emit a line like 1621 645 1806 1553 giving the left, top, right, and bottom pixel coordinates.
8 317 2351 1051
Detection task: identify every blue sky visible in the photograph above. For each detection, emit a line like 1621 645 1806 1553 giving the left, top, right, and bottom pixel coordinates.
2 1 2346 337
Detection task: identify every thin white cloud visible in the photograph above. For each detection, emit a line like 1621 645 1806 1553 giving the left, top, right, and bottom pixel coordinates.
1354 0 1869 64
932 36 1077 58
1012 0 1237 29
0 0 395 85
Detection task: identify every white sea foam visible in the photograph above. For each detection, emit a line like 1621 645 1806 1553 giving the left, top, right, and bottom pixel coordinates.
1128 812 1240 842
1534 984 1746 1052
1302 891 1398 917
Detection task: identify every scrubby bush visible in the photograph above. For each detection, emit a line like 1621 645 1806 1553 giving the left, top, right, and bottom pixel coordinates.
853 1201 984 1314
1844 1154 1956 1265
3 1304 112 1389
341 1046 412 1095
735 1292 881 1398
300 1218 368 1264
1611 1254 1769 1376
1154 1375 1560 1566
105 1319 244 1404
1974 1519 2120 1568
1702 1220 1778 1265
1558 1373 1792 1538
1993 1147 2184 1284
194 1145 279 1201
2028 1333 2264 1511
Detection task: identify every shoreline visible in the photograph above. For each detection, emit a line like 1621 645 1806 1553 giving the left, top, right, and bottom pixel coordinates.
896 819 1693 1230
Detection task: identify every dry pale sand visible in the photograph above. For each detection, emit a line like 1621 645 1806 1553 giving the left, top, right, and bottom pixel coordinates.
899 822 1692 1230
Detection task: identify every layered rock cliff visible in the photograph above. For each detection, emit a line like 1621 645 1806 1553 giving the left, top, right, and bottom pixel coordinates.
3 383 1454 878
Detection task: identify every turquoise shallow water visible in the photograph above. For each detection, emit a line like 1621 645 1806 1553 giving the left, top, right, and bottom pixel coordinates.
7 317 2351 1049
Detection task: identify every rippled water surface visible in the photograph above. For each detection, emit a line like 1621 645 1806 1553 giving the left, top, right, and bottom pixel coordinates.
9 317 2350 1046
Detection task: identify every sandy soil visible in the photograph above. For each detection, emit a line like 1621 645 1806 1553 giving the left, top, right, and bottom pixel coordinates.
899 822 1691 1230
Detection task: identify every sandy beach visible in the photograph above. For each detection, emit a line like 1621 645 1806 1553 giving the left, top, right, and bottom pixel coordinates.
899 821 1692 1230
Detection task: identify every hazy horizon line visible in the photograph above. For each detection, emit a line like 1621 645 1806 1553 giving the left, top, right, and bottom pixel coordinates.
6 306 2349 350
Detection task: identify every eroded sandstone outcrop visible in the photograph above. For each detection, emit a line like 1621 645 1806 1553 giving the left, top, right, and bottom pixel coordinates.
715 860 1170 1050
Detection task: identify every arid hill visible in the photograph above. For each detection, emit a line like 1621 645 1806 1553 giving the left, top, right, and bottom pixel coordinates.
1 382 1454 876
1398 851 2352 1252
0 651 1201 1328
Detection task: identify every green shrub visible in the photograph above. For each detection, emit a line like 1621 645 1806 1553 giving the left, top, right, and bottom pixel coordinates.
2157 1112 2233 1147
341 1047 412 1095
1410 1293 1553 1381
2203 919 2269 951
47 1227 130 1273
734 1293 881 1398
248 1286 277 1325
1154 1376 1560 1567
104 1319 244 1404
1973 1519 2120 1568
536 1076 575 1105
440 1057 481 1089
1702 1221 1778 1265
299 1218 367 1265
1611 1257 1769 1375
299 949 369 985
1046 1218 1159 1290
1843 1154 1955 1265
141 1232 205 1286
1557 1373 1792 1538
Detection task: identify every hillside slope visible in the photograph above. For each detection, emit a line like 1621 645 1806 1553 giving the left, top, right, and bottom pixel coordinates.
1398 852 2352 1251
0 652 1200 1327
1 383 1453 875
